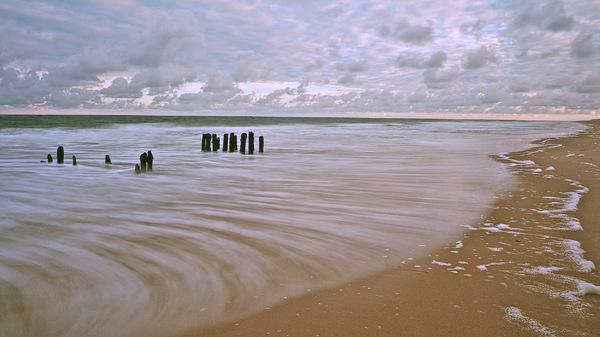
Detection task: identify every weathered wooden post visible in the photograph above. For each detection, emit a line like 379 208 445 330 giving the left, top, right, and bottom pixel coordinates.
147 151 153 171
259 136 264 153
47 154 53 163
57 146 64 164
140 152 147 173
135 164 141 174
72 155 77 166
212 134 219 152
240 133 247 154
105 155 112 164
223 133 229 152
248 131 255 155
229 132 236 152
202 134 212 152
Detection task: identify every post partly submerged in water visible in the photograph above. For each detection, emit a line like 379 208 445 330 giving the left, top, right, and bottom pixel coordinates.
202 134 212 152
212 134 219 152
147 151 153 171
57 146 64 164
72 155 77 166
240 133 247 154
223 133 229 152
140 152 147 173
259 136 264 153
248 131 255 155
229 133 236 152
47 154 53 163
105 155 112 164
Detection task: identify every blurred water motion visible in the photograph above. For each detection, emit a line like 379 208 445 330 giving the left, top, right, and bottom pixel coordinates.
0 116 583 336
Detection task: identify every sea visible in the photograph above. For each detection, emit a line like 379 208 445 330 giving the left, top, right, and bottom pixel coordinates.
0 115 586 337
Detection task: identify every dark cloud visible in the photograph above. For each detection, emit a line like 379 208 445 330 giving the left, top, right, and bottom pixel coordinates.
460 19 486 39
513 0 575 32
423 68 461 89
570 32 596 58
462 46 498 69
231 51 272 82
572 72 600 93
127 11 206 68
257 87 297 105
336 59 370 73
377 20 434 45
396 51 447 69
202 73 242 95
337 73 358 85
101 78 143 99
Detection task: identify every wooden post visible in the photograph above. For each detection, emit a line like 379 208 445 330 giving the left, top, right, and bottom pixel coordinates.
140 152 147 173
105 155 112 164
135 164 141 174
72 155 77 166
202 134 212 152
240 133 247 154
47 154 53 163
259 136 264 153
229 132 236 152
212 134 219 152
223 133 229 152
147 151 153 171
57 146 64 164
248 131 255 155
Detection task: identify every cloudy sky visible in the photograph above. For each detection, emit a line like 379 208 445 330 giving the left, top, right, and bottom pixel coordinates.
1 0 599 117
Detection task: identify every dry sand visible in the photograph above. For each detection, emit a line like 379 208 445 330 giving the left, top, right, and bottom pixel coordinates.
196 120 600 336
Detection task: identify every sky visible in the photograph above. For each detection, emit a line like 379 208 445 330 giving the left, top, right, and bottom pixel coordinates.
0 0 599 118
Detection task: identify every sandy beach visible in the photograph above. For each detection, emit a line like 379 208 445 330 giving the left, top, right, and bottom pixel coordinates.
196 120 600 337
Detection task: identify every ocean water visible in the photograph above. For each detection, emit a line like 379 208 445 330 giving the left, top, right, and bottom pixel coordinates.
0 115 585 337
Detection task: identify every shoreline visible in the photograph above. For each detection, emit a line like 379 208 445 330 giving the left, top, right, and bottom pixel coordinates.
195 120 600 336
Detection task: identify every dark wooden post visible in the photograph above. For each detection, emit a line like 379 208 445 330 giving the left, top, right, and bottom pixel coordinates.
47 154 53 163
135 164 141 174
147 151 153 171
248 131 255 155
105 155 112 164
229 132 236 152
202 134 212 152
259 136 264 153
140 152 147 173
72 155 77 166
240 133 247 154
212 134 219 152
57 146 64 164
223 133 229 152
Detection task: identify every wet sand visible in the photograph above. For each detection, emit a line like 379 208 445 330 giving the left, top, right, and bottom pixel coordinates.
196 120 600 336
